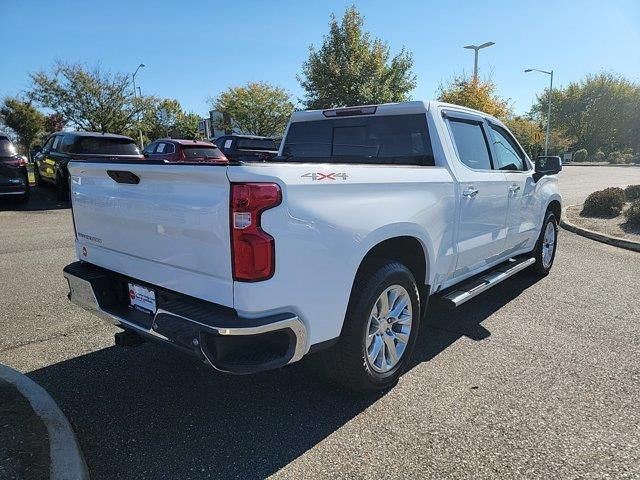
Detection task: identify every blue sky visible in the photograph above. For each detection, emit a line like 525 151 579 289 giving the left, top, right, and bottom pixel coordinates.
1 0 639 116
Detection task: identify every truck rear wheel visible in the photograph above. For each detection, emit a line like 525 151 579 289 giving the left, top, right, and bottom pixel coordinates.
323 259 421 392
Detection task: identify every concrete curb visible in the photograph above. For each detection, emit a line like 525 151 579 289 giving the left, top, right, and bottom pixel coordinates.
560 206 640 253
0 364 89 480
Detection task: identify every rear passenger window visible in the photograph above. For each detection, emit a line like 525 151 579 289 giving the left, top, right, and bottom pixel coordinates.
448 119 492 170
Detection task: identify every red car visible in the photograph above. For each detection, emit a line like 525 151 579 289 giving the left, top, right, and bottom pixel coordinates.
142 139 227 163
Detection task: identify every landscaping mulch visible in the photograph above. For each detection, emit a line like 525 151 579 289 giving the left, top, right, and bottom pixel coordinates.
566 203 640 242
0 379 50 480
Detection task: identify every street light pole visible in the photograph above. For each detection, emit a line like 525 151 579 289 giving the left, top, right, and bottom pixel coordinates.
463 42 495 81
132 63 145 149
525 68 554 156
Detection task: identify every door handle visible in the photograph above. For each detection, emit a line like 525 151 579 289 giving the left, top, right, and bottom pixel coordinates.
508 184 521 193
462 187 479 198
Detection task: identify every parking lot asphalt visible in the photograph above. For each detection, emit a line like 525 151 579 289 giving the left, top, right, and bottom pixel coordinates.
1 167 639 479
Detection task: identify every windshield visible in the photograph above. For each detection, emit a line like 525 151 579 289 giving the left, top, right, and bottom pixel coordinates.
182 146 225 159
69 137 141 155
281 114 434 165
0 138 17 157
237 138 277 151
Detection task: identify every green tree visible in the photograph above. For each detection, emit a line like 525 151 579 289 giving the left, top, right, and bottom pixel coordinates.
437 75 511 119
0 97 45 157
212 82 294 137
530 73 640 154
173 112 202 139
29 61 142 134
298 6 416 109
141 98 184 139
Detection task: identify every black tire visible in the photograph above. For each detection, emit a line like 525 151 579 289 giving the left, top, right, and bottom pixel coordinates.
56 172 69 202
34 166 46 188
321 259 421 392
531 210 558 276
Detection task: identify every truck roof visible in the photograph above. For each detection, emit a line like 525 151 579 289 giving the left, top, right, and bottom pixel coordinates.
289 101 499 123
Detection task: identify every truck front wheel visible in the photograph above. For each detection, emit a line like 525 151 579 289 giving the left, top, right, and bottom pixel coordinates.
323 259 421 392
531 210 558 276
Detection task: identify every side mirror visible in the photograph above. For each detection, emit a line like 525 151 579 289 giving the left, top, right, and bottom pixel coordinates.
534 156 562 180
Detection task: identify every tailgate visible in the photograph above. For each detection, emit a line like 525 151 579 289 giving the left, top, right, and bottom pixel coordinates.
68 161 233 307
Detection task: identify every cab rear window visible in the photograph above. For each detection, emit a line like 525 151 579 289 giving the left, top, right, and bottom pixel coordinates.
237 138 277 151
282 114 434 166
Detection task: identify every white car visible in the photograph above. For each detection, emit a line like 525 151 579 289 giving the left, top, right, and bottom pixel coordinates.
63 101 562 391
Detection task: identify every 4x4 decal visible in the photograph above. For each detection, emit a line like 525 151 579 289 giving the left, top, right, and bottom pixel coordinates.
301 172 348 181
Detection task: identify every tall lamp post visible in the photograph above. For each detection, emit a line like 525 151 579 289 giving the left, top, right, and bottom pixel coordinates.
525 68 554 156
132 63 145 148
463 42 495 81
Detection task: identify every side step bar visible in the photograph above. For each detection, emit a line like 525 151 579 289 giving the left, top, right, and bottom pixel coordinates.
441 257 535 308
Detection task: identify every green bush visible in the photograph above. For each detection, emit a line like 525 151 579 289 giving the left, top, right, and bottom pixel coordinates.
631 154 640 165
581 187 626 217
624 200 640 225
608 150 634 164
573 148 588 162
625 185 640 201
594 150 606 162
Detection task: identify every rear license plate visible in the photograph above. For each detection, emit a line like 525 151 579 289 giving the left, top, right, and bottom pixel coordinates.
128 282 156 315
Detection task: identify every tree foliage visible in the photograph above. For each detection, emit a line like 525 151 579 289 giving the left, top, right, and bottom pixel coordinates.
530 73 640 155
141 98 183 139
437 75 511 119
212 82 294 137
298 6 416 109
173 112 202 140
0 97 45 155
29 61 142 134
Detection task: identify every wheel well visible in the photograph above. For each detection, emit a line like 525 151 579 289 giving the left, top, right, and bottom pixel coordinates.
358 236 427 286
547 200 561 222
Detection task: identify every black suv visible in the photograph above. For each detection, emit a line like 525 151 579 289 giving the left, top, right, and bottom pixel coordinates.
0 135 29 204
212 135 279 162
34 132 142 200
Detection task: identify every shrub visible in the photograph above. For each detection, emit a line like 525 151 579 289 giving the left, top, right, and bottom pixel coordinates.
574 148 588 162
625 184 640 201
581 187 626 217
594 150 606 162
608 150 634 164
631 154 640 165
624 200 640 225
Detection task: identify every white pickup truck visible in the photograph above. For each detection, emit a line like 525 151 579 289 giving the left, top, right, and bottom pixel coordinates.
63 101 562 391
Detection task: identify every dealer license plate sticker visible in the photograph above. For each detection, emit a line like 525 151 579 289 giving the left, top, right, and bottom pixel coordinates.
128 283 156 314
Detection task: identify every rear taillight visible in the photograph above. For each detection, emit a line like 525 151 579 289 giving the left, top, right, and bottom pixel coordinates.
230 183 281 281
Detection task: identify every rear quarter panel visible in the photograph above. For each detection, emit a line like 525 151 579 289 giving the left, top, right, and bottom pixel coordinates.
228 163 456 347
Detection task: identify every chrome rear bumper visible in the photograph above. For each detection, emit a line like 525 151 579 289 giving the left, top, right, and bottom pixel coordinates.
63 262 307 374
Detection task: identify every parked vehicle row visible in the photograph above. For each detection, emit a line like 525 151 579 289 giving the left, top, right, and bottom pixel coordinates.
29 132 254 202
62 100 563 392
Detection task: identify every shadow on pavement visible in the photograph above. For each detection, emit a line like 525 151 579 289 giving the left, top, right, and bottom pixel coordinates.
0 186 69 212
28 273 540 479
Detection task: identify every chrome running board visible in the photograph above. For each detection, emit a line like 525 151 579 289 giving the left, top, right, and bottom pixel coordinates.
441 257 535 308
